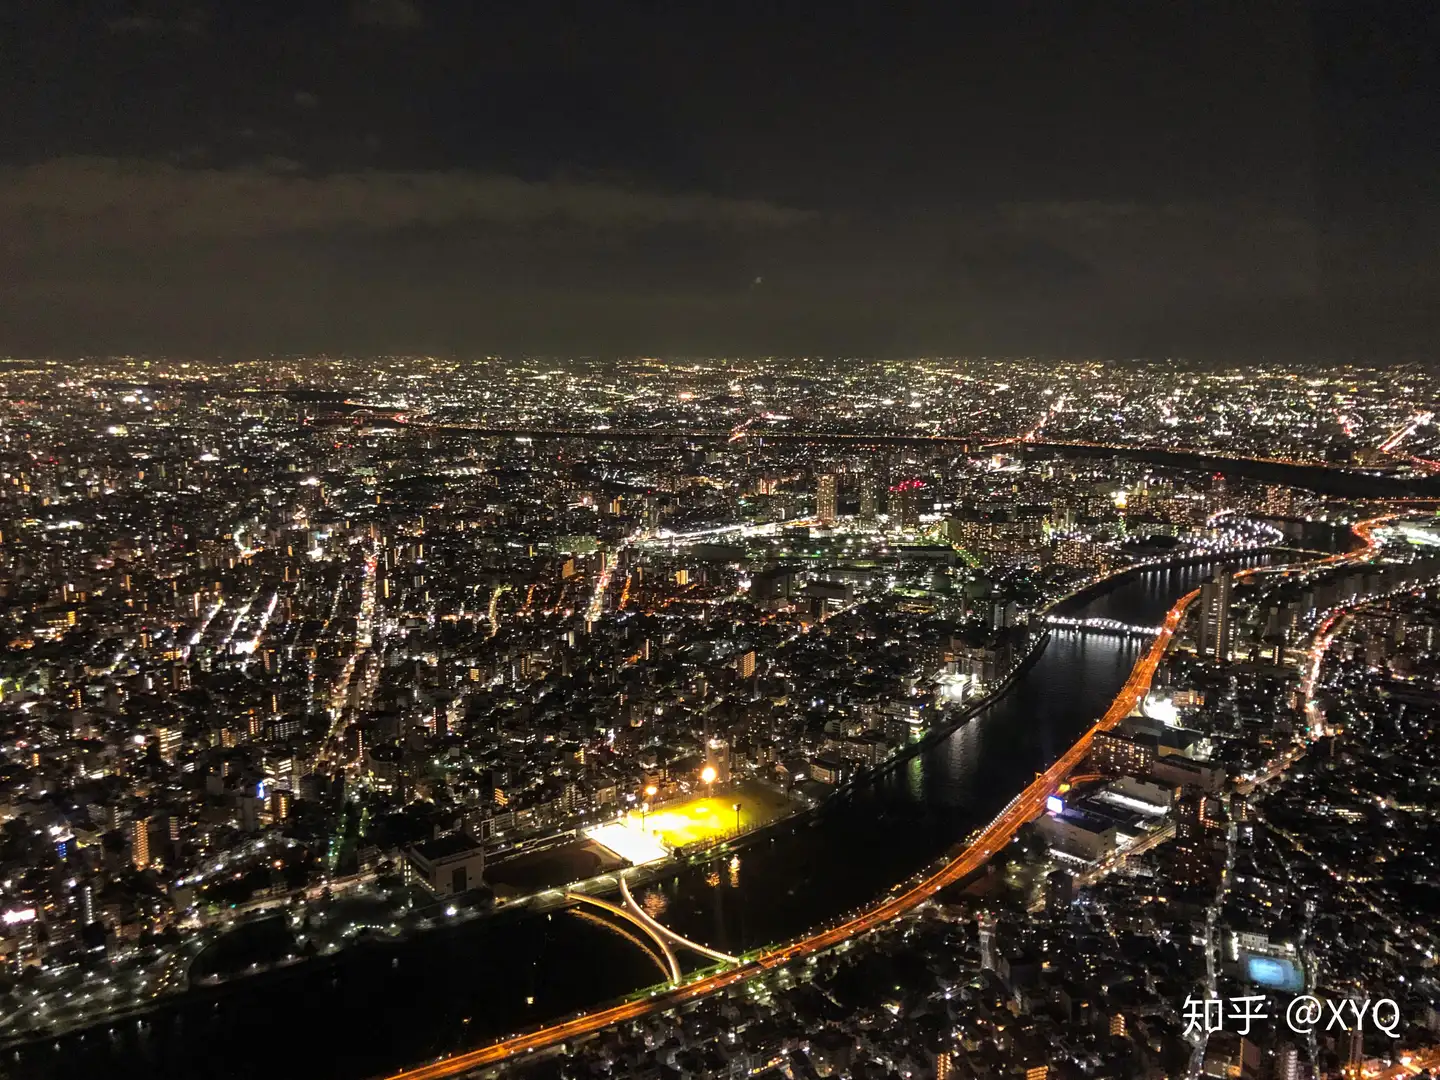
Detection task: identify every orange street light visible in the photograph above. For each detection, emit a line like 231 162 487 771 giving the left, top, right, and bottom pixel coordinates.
700 765 717 786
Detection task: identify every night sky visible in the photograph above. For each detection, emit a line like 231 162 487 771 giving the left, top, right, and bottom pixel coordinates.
0 2 1435 360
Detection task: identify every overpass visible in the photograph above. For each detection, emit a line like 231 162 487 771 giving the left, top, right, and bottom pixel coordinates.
565 878 740 984
564 892 682 983
617 873 740 967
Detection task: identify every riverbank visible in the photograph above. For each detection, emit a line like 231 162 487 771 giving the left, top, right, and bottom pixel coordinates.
833 628 1051 797
845 541 1294 795
1045 543 1276 612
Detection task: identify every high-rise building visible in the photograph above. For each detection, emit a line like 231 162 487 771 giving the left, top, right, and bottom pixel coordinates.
1197 573 1234 661
1204 1036 1262 1080
859 479 878 523
816 474 838 525
890 479 924 528
1346 1026 1364 1071
129 817 150 869
978 910 997 970
154 725 183 764
1176 792 1225 842
1274 1043 1300 1080
239 791 260 833
1262 485 1295 517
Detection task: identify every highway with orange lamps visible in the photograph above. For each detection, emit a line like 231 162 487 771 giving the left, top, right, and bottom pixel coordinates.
381 516 1396 1080
1229 513 1391 588
1019 394 1068 443
411 421 1439 474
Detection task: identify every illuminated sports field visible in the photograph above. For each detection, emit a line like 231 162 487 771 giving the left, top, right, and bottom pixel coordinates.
587 782 794 862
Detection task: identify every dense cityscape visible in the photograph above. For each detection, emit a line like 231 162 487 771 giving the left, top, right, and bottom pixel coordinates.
1 355 1438 1080
3 1 1439 1077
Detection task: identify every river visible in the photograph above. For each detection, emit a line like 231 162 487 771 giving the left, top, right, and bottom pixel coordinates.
9 552 1279 1080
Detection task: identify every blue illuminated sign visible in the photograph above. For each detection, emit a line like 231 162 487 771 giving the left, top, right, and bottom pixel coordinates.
1244 954 1304 991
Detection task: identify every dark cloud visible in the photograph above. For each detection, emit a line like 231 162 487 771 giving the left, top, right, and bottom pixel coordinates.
103 8 209 37
0 158 814 244
0 157 1328 359
351 0 425 30
996 201 1319 298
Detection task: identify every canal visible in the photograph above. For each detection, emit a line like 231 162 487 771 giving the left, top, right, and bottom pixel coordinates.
10 553 1277 1080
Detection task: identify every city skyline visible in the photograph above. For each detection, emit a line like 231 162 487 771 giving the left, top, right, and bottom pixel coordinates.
2 353 1440 1079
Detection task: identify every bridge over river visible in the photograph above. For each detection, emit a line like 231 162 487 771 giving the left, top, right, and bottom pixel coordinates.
565 873 740 983
1041 614 1164 638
